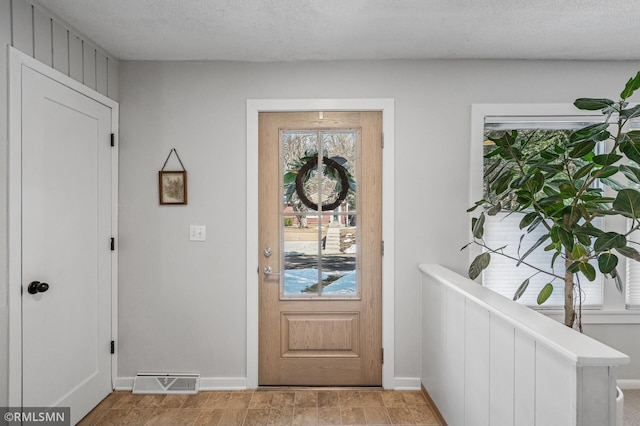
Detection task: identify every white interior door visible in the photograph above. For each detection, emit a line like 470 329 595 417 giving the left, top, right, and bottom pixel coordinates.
20 64 113 424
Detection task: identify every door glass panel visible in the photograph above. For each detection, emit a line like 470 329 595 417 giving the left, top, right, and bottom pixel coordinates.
282 129 359 298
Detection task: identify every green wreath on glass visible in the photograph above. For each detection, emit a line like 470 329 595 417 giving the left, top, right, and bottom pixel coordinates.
284 153 355 211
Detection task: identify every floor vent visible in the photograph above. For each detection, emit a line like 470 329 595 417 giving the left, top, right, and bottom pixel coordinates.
132 373 199 394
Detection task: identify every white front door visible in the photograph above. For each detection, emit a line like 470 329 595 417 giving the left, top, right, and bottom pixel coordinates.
20 64 113 424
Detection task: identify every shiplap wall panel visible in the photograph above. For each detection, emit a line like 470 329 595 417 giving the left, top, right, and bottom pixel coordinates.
578 366 614 426
96 51 108 96
68 32 83 83
420 265 627 426
536 344 574 425
421 273 444 409
51 20 69 75
11 0 33 56
7 0 118 97
489 317 515 426
33 6 52 66
1 1 10 56
464 302 490 426
83 42 96 89
107 57 118 101
444 289 465 426
514 331 536 426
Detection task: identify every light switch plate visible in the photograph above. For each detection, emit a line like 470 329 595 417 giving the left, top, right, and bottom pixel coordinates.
190 225 206 241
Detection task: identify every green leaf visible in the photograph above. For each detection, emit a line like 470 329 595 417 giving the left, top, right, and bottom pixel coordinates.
483 160 501 179
580 262 597 281
573 98 615 110
492 169 513 195
469 252 491 280
576 233 591 246
487 203 502 216
567 261 582 273
559 183 577 198
557 227 574 252
613 188 640 218
513 278 530 301
592 165 618 179
593 154 623 166
620 164 640 184
526 216 543 233
621 71 640 99
573 225 604 238
598 253 618 274
627 130 640 143
537 283 554 305
283 172 297 184
519 211 538 230
572 243 587 260
570 123 609 143
600 177 627 191
612 268 623 294
620 140 640 164
621 104 640 120
467 200 485 212
573 163 596 180
472 212 486 239
594 232 627 252
616 245 640 262
568 141 596 158
517 233 550 266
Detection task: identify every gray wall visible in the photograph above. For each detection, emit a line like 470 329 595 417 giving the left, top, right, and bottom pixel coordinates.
118 59 640 383
0 0 118 406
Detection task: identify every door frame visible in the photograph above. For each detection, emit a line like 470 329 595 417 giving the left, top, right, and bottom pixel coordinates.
7 47 119 406
246 99 395 388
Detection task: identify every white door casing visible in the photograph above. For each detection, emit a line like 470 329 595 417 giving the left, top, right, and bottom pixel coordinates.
8 47 119 416
246 99 395 389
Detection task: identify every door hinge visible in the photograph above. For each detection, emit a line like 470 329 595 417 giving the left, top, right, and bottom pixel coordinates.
110 238 115 251
111 340 115 354
381 133 384 149
110 133 115 147
381 348 384 364
381 240 384 256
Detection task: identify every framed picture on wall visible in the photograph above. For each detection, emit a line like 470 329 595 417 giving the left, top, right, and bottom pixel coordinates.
159 170 188 205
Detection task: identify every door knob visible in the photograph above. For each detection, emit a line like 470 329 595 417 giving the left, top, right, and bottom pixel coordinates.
27 281 50 294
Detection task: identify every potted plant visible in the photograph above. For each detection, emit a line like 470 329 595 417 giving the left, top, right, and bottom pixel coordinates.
465 71 640 331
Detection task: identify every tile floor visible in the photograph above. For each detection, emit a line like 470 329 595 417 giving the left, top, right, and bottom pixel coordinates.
77 389 442 425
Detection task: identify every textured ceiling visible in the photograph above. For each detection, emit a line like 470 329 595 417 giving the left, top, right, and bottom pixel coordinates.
33 0 640 61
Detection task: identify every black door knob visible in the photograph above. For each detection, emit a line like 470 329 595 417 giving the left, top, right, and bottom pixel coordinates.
27 281 50 294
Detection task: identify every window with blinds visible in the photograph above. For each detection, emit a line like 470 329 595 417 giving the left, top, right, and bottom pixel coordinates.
480 117 605 308
626 226 640 308
483 213 603 308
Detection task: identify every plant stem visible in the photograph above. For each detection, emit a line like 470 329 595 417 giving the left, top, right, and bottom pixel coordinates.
474 241 565 281
564 252 576 328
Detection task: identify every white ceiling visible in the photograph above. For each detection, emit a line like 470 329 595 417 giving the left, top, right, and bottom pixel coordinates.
34 0 640 62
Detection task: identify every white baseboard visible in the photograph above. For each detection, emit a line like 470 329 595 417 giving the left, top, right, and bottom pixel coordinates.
114 377 134 390
393 377 421 390
113 376 248 391
200 377 247 390
617 379 640 390
115 376 418 391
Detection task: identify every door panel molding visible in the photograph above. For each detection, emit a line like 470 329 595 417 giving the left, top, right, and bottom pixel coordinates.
7 46 119 407
246 99 395 388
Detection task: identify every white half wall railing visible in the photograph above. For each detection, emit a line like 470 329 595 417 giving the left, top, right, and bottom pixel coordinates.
419 264 630 426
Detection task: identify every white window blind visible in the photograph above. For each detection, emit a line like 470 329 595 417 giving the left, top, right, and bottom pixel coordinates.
626 226 640 309
482 213 603 308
